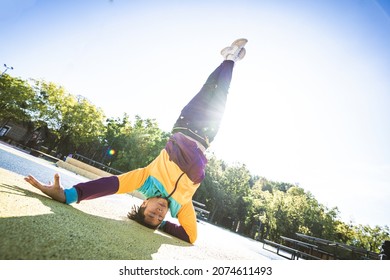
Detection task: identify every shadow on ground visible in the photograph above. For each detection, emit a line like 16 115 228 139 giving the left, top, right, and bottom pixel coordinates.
0 182 190 260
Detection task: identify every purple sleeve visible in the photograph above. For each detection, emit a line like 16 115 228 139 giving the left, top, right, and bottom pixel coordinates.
74 176 120 202
161 221 190 243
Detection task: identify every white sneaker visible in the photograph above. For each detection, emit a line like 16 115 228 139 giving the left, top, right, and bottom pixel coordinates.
221 38 248 62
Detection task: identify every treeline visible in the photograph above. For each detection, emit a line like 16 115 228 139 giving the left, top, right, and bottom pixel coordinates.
0 74 169 171
1 74 388 253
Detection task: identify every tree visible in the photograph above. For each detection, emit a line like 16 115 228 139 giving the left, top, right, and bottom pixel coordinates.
193 155 226 223
110 115 169 171
0 74 35 124
27 80 105 156
352 224 390 253
61 95 106 155
29 80 68 130
245 178 273 239
219 163 251 232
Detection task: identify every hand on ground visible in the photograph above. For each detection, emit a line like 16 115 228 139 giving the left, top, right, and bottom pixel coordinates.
24 173 66 203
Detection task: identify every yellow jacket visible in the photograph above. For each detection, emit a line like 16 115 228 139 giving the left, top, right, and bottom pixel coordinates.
116 133 207 243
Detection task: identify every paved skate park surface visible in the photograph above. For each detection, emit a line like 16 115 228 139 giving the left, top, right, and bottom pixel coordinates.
0 142 283 260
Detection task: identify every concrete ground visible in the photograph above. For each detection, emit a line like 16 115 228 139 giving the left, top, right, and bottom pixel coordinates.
0 166 283 260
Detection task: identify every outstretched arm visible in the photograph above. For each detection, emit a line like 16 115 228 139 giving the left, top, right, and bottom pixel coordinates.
160 201 197 244
24 174 66 203
161 221 191 243
25 172 141 204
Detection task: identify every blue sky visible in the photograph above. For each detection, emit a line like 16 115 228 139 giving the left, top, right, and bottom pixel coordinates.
1 0 389 228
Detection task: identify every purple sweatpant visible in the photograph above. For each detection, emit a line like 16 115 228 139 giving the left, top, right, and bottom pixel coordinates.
172 60 234 148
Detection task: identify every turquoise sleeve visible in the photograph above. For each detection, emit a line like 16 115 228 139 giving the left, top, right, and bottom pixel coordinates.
64 187 78 204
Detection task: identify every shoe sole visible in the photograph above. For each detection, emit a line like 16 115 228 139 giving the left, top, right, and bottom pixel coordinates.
231 38 248 48
220 38 248 60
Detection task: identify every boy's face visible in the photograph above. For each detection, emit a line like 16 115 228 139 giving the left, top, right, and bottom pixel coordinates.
142 197 169 227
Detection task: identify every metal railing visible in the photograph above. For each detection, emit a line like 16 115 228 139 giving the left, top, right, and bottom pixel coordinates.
70 153 124 175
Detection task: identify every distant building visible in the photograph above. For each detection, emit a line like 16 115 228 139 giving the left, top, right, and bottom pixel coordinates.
0 119 30 143
0 119 49 150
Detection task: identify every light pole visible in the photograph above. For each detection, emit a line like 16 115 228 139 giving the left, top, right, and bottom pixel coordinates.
0 64 14 137
0 64 14 77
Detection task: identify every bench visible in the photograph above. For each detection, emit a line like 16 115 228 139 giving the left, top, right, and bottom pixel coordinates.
193 200 210 221
294 232 378 260
280 235 332 260
30 148 61 163
262 239 321 260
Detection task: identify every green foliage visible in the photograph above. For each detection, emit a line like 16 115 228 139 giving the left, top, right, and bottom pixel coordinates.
108 115 169 170
193 155 226 222
351 224 390 252
0 74 35 123
27 80 106 155
200 156 388 254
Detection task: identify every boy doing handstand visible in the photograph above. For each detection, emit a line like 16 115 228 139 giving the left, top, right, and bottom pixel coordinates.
25 38 248 244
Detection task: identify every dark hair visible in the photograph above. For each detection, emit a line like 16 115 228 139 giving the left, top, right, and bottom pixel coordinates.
127 204 159 230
